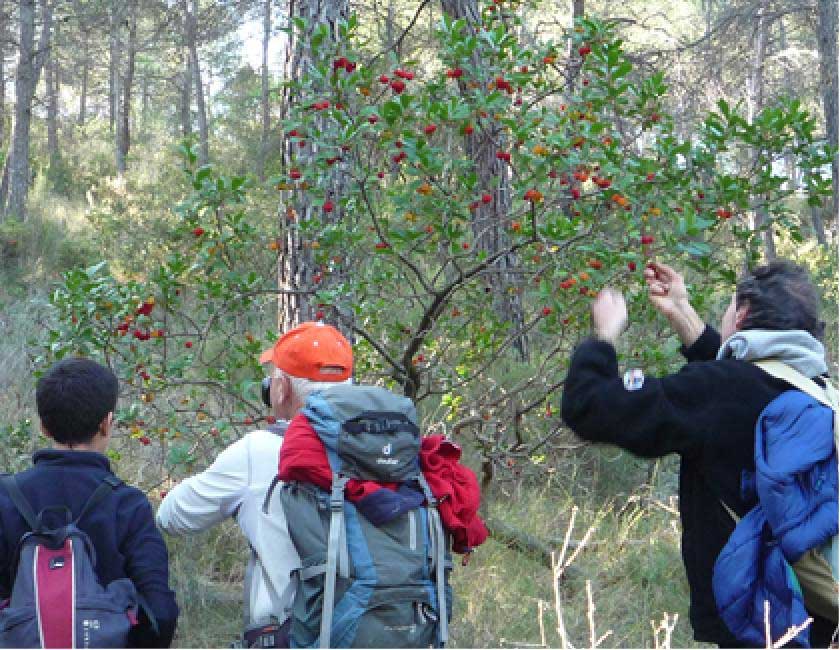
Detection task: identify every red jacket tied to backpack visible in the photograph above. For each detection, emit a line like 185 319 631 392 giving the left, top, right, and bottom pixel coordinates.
279 412 488 553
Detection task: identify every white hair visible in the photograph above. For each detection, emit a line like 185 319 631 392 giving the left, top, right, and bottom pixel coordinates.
273 368 351 403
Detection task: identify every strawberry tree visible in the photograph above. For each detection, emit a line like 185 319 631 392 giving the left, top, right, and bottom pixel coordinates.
275 12 831 482
33 12 832 489
36 153 283 491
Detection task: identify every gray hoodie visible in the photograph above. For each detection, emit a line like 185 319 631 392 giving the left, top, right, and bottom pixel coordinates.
716 329 828 378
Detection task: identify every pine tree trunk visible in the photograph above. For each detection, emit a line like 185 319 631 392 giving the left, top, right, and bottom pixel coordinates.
2 0 51 220
440 0 529 361
110 1 124 172
278 0 349 334
180 54 192 138
186 0 208 165
46 17 58 169
816 0 838 221
258 0 271 180
119 2 137 170
565 0 585 93
78 39 88 126
0 0 6 147
747 3 775 261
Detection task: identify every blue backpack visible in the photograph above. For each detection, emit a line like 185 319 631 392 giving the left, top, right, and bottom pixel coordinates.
0 475 149 649
713 360 838 648
265 384 452 649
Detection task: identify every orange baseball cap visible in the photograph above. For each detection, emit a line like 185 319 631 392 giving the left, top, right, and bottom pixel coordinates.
259 321 353 382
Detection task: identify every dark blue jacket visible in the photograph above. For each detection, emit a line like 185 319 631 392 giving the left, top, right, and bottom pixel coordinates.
0 450 179 647
713 391 837 648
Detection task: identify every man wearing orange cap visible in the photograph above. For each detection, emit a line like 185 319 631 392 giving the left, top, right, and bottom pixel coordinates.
157 322 353 648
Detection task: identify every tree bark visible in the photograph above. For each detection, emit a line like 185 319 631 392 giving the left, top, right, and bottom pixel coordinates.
816 0 838 220
45 15 58 168
0 0 6 147
747 2 775 260
258 0 271 180
78 38 88 125
180 53 192 138
118 0 138 172
440 0 529 361
110 1 126 173
565 0 585 94
1 0 51 220
278 0 349 334
186 0 208 165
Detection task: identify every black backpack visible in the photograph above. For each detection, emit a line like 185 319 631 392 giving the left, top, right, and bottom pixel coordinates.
0 475 150 648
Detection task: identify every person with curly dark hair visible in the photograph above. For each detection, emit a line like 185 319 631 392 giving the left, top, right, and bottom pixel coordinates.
562 260 836 648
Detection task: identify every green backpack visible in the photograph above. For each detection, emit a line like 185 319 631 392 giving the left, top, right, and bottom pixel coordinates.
268 384 452 649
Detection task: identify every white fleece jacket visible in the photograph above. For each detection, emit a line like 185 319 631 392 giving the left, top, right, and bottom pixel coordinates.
156 427 300 625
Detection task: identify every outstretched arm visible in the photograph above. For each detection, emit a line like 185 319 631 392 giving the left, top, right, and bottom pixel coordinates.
156 436 250 535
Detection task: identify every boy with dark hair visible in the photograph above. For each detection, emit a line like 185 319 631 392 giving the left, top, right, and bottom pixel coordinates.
0 357 179 647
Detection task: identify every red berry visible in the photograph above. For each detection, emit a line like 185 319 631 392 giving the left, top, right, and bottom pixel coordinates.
641 235 655 245
542 306 552 316
185 341 193 348
496 151 511 162
571 187 581 200
627 261 637 271
315 310 325 319
646 173 655 182
463 124 474 135
375 242 389 250
379 75 389 83
461 242 470 250
423 124 437 135
481 193 493 204
368 115 379 124
139 436 151 446
377 171 385 179
323 201 334 213
446 68 463 79
578 45 591 57
289 168 301 180
192 227 205 237
394 69 414 80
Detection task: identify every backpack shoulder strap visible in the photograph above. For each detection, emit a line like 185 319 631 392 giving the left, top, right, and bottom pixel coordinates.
74 475 123 526
0 475 39 532
753 360 837 411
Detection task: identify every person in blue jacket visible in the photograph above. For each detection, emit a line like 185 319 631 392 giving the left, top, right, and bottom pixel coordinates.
0 358 179 647
562 260 835 648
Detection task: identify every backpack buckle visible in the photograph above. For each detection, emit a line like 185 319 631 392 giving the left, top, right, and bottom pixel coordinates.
329 475 348 512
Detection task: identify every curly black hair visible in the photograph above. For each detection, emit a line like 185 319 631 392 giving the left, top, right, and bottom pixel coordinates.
736 260 824 339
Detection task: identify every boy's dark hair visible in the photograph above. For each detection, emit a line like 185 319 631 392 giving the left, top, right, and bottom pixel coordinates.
736 260 824 339
36 358 119 446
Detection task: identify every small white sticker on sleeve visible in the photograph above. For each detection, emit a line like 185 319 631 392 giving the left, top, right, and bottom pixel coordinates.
623 368 645 391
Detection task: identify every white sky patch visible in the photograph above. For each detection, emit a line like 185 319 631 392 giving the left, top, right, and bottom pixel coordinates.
238 17 288 76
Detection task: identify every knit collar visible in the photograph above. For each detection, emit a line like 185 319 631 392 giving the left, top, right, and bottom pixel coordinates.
33 448 113 472
716 329 828 378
